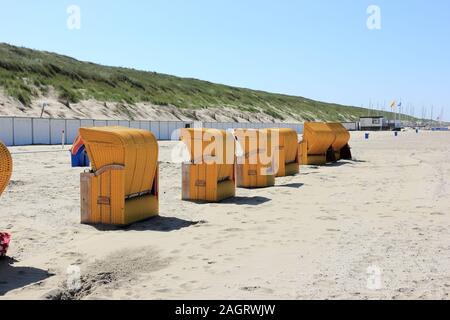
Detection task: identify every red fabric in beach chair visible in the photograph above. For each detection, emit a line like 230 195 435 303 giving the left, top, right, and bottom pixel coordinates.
0 232 11 257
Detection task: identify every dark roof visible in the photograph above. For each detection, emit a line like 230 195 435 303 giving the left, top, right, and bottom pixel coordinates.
359 116 384 119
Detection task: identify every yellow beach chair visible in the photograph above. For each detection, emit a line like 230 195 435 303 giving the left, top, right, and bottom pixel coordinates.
270 128 300 177
181 128 236 202
234 129 275 188
0 141 13 196
326 123 352 161
78 127 159 226
299 122 335 165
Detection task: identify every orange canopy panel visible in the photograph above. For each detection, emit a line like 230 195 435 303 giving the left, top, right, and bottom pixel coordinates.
269 128 300 177
78 126 159 226
180 128 236 202
234 129 275 188
327 122 350 150
0 142 13 196
299 122 335 165
326 123 352 161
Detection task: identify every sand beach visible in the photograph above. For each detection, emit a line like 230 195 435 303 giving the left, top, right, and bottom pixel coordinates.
1 131 450 300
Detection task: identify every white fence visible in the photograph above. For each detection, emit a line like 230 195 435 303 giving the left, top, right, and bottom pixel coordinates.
341 122 359 131
0 117 306 146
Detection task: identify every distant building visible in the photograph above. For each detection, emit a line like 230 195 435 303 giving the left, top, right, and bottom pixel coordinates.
359 116 386 131
359 116 402 131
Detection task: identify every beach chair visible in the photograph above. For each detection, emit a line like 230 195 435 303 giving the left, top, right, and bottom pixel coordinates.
0 141 13 196
326 123 352 161
269 128 300 177
299 122 336 165
234 129 275 188
181 128 236 202
78 127 159 226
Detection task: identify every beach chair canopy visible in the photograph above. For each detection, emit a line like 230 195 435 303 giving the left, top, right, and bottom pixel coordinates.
0 141 13 196
326 123 351 151
78 126 158 197
303 122 335 155
274 128 299 163
267 128 299 177
267 128 299 162
180 128 235 181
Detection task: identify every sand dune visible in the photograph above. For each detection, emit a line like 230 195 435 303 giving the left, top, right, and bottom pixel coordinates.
1 131 450 299
0 90 291 123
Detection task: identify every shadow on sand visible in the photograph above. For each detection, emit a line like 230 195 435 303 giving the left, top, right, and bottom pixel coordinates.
0 257 53 296
91 216 200 232
276 183 304 189
126 216 200 232
221 196 271 206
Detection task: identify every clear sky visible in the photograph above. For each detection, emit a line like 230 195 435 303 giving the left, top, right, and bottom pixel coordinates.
1 0 449 120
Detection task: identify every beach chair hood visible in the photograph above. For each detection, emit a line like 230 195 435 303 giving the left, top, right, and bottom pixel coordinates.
79 126 158 197
268 128 300 177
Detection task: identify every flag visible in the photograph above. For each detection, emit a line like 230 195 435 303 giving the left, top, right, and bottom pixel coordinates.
390 100 396 110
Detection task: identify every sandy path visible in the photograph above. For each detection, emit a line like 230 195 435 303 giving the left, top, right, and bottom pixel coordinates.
1 131 450 299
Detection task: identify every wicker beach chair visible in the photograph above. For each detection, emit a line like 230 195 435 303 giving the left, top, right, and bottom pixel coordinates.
234 129 276 188
78 126 159 226
181 128 236 202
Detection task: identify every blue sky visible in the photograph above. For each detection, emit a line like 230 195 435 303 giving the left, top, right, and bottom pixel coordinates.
1 0 449 120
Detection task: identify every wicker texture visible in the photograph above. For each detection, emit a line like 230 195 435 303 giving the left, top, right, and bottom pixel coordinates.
0 141 13 196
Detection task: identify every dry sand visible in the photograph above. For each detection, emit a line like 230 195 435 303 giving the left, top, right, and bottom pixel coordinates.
1 131 450 300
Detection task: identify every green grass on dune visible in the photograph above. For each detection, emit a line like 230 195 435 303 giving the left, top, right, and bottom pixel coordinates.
0 43 413 122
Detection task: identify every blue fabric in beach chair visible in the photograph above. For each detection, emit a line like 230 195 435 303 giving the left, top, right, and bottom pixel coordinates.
71 135 90 168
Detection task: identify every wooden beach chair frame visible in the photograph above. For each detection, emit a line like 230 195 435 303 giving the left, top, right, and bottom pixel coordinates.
78 126 159 226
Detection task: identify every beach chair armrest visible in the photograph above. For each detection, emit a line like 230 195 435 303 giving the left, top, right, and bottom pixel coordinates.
94 164 125 177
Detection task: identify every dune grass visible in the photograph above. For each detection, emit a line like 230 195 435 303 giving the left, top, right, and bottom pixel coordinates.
0 43 413 121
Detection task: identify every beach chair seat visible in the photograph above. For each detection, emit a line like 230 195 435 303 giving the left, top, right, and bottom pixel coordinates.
0 141 13 196
234 129 275 188
78 127 159 226
181 128 236 202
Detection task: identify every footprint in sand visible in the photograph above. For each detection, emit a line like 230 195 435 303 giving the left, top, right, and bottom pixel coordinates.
316 216 337 221
239 286 274 294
